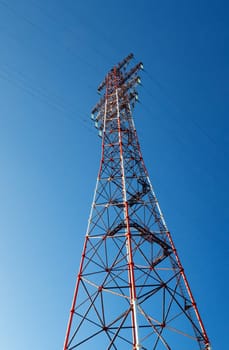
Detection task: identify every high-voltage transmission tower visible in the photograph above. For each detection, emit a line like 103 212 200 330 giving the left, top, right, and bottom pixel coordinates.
63 54 210 350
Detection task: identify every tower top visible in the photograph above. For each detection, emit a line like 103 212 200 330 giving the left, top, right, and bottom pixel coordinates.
91 53 143 135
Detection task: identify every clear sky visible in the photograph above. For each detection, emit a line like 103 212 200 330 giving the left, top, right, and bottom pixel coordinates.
0 0 228 349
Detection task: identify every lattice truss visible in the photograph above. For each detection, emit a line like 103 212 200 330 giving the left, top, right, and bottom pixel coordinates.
63 54 210 350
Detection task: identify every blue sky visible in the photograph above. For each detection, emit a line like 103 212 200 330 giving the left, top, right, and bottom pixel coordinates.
0 0 228 349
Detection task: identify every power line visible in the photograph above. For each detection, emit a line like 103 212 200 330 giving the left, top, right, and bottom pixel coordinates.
1 1 225 164
30 0 114 65
0 66 96 136
143 68 225 153
0 0 104 74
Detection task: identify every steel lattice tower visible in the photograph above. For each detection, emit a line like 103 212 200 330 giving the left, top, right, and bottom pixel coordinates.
63 54 210 350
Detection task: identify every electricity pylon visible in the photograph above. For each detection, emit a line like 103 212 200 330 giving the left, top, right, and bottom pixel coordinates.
63 54 210 350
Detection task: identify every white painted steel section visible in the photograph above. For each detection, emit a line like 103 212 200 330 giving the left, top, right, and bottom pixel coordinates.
129 107 169 232
146 176 169 230
86 98 108 237
115 88 141 350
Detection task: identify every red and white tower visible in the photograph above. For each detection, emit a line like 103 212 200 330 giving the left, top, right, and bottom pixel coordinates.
63 54 210 350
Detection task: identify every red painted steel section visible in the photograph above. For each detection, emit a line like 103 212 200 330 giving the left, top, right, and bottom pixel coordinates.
166 230 210 347
63 236 89 350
